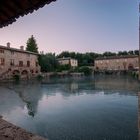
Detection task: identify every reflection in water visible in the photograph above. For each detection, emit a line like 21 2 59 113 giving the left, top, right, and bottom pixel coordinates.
0 83 43 118
14 84 43 117
138 92 140 140
0 76 139 140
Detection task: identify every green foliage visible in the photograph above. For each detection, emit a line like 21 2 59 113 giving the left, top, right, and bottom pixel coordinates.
103 52 116 57
56 64 71 72
26 35 38 53
57 52 100 67
78 66 92 76
36 74 43 81
38 49 139 73
134 50 139 55
118 51 128 56
131 71 139 79
128 50 134 55
13 74 20 81
38 53 58 72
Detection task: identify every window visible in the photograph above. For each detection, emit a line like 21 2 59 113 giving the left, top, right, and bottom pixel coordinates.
30 70 34 73
11 51 14 55
19 61 23 67
0 58 5 65
27 61 30 67
0 50 4 53
36 62 38 67
10 59 14 66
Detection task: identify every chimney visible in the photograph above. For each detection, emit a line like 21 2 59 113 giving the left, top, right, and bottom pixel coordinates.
20 46 24 51
7 42 10 48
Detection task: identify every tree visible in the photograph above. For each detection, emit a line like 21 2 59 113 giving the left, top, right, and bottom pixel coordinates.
26 35 38 53
134 50 139 55
78 66 92 76
103 51 116 57
57 51 70 58
128 50 134 55
38 53 58 72
118 51 128 56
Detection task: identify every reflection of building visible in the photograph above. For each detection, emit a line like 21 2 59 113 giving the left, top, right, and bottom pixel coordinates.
0 43 40 79
70 83 79 91
94 76 140 91
16 84 43 117
95 55 138 71
57 57 78 67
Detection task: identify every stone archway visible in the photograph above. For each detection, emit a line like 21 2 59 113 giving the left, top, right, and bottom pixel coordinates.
128 63 134 70
12 70 20 75
21 70 29 79
21 70 28 75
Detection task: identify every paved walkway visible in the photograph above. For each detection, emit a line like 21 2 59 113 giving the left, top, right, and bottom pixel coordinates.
0 116 47 140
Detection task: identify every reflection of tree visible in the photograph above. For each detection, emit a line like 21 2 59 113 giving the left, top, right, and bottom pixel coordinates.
11 83 43 117
26 102 36 117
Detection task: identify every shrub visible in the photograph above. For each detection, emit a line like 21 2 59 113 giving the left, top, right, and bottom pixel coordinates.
36 74 43 81
78 66 92 76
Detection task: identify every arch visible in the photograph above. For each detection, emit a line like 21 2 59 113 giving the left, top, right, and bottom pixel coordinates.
13 70 20 75
128 63 134 70
96 67 99 70
21 70 28 75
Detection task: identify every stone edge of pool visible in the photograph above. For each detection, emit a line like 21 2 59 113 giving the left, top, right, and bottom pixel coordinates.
0 116 47 140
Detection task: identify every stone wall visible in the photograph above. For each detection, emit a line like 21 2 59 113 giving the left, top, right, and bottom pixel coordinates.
95 56 138 71
58 58 78 67
0 46 40 79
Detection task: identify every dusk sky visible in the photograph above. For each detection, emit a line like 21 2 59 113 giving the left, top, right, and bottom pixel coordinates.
0 0 138 54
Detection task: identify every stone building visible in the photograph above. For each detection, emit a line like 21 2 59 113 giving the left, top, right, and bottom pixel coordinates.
0 43 40 79
95 55 138 71
57 57 78 68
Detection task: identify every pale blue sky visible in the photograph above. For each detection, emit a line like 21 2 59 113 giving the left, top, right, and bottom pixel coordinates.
0 0 138 54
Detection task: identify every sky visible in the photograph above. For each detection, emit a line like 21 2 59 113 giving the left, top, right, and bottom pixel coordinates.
0 0 138 54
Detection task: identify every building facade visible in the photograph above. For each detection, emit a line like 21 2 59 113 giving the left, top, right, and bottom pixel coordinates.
57 57 78 68
0 43 40 79
95 55 138 71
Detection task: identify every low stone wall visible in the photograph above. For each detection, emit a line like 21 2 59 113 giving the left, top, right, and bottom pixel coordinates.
0 116 47 140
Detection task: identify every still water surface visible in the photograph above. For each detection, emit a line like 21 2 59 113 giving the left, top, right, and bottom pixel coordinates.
0 75 139 140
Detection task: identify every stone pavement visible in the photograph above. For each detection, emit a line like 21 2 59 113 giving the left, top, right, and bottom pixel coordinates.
0 116 47 140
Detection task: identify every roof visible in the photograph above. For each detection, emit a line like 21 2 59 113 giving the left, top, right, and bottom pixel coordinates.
0 0 56 28
95 55 138 61
57 57 77 61
0 45 38 55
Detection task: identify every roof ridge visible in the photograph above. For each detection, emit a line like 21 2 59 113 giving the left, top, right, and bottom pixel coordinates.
0 45 38 55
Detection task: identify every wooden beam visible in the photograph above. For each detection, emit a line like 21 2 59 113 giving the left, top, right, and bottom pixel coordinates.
0 0 56 28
